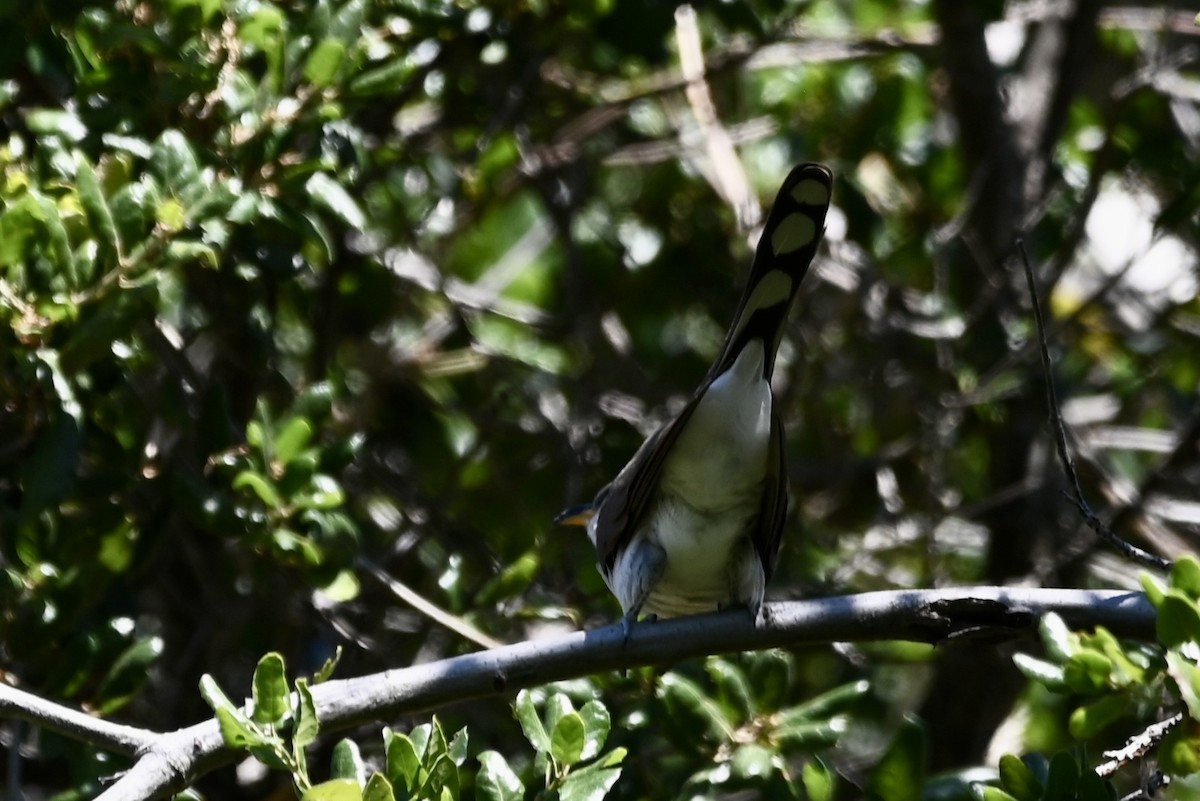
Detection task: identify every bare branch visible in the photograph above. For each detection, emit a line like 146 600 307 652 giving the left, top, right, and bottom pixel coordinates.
361 559 506 650
1096 713 1184 778
0 682 156 756
0 588 1150 801
1016 239 1172 571
674 4 760 231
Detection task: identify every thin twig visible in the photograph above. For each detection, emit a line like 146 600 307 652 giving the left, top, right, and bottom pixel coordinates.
360 559 506 650
1097 713 1183 777
674 4 760 231
1016 239 1171 571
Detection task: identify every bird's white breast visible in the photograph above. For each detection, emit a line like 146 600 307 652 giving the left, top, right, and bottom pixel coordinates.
640 338 772 613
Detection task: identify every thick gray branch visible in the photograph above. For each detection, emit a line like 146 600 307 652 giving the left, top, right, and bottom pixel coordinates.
0 683 155 756
0 587 1155 801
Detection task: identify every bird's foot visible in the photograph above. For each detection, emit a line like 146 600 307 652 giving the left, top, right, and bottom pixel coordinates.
620 610 658 646
718 599 764 627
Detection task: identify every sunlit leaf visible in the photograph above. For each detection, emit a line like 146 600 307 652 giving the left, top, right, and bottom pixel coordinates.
476 751 524 801
251 652 289 725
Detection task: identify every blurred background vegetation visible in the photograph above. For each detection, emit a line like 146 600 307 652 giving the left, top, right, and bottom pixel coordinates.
2 0 1199 798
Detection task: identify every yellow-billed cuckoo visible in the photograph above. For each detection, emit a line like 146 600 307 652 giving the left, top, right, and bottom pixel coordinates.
559 163 833 631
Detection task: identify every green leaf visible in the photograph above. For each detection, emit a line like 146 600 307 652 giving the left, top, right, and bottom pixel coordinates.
1158 592 1200 648
426 717 450 761
0 194 43 268
1012 654 1068 690
578 700 610 761
306 172 366 230
318 569 361 602
1039 614 1077 662
1062 651 1113 694
1167 651 1200 721
1172 556 1200 599
304 39 347 86
981 788 1020 801
215 707 266 749
476 751 525 801
779 679 870 723
1043 753 1078 801
551 711 586 767
997 753 1042 801
865 718 925 801
385 730 422 792
59 285 155 372
98 518 137 573
1092 633 1144 688
31 191 76 288
240 6 285 51
294 678 319 747
275 416 314 465
362 773 395 801
233 469 282 507
295 474 346 510
93 636 164 713
332 739 365 785
75 153 121 266
18 405 82 531
557 757 623 801
1159 721 1200 775
475 551 540 606
730 743 775 780
199 674 264 751
301 779 362 801
199 673 240 716
706 656 755 719
165 240 219 269
275 529 322 566
802 758 836 801
312 646 343 684
1141 573 1167 609
658 672 734 741
252 652 289 725
1076 770 1114 801
772 717 844 749
152 129 201 193
448 727 469 766
409 722 433 760
422 754 460 800
1068 694 1128 740
544 693 575 739
248 742 290 772
514 690 551 754
27 108 88 142
349 58 416 97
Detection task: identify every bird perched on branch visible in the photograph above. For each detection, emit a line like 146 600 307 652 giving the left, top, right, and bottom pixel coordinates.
558 163 833 635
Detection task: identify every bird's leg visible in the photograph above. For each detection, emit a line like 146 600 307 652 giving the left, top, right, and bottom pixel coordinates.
749 598 764 628
620 606 639 645
616 539 666 646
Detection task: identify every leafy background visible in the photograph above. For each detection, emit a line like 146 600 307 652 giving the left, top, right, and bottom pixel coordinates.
2 0 1199 798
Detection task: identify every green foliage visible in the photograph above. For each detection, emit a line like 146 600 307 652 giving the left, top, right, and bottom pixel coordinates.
644 652 863 798
512 688 625 801
1010 558 1200 787
3 0 1200 798
980 752 1117 801
201 652 331 784
205 669 627 801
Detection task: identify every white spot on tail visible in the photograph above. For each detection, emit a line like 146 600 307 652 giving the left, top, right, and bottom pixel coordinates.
770 212 817 255
791 177 830 207
729 270 793 342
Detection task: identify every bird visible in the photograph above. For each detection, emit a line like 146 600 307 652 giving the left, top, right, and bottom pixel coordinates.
557 162 833 634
